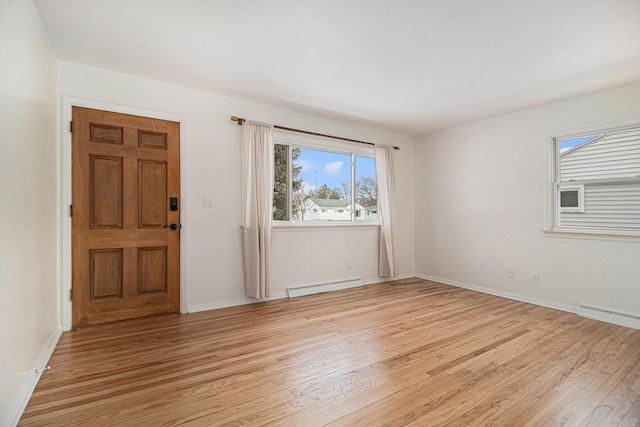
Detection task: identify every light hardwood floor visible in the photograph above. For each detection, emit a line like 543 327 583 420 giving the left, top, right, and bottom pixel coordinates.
21 278 640 426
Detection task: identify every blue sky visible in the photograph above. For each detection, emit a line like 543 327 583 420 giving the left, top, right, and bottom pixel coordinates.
560 136 594 153
295 148 375 194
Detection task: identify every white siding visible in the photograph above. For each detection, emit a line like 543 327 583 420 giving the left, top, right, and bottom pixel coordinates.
560 128 640 181
558 127 640 231
560 182 640 230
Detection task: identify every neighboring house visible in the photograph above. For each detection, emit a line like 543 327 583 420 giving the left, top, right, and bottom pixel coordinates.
297 198 376 221
559 128 640 230
363 206 378 221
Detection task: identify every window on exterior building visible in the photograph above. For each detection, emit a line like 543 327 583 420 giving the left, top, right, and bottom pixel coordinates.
550 123 640 235
272 131 378 223
559 185 584 213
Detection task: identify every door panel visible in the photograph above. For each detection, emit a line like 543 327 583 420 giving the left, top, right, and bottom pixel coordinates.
72 107 180 327
138 247 167 294
90 249 123 299
139 160 167 227
90 155 123 228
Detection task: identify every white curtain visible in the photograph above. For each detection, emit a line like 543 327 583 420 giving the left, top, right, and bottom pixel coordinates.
375 145 398 278
242 121 274 298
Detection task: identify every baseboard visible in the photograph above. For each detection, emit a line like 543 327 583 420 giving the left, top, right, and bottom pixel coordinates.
186 274 416 313
287 277 362 298
362 273 415 285
417 274 640 330
187 292 287 313
415 274 575 314
577 303 640 330
4 326 62 427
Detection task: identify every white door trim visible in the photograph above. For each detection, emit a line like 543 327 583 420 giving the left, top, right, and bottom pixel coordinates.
60 96 188 330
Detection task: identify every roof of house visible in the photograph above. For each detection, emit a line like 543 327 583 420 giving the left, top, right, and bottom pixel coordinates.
311 199 351 208
309 199 372 210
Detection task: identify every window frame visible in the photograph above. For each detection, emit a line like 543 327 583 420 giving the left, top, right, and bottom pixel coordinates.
544 114 640 238
273 130 379 226
557 184 584 213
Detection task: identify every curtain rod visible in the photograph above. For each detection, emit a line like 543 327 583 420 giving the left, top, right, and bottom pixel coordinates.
230 116 400 150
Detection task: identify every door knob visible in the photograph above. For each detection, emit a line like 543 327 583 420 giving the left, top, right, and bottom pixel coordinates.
163 224 178 230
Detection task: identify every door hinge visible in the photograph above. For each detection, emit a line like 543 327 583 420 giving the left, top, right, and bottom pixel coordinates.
69 289 73 301
69 205 73 217
70 121 73 133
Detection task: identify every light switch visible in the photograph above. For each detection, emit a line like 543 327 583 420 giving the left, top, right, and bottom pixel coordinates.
202 196 215 208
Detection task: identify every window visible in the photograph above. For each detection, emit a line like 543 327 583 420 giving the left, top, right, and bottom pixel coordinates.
273 132 377 223
549 122 640 234
559 185 584 213
355 156 378 221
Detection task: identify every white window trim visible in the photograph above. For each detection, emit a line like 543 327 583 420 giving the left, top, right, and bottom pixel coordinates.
273 129 380 227
543 113 640 239
557 184 584 213
273 222 380 232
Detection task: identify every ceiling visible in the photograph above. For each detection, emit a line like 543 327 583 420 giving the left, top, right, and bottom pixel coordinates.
34 0 640 136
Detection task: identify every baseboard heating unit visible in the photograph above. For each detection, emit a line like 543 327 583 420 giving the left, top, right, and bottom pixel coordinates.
287 277 362 298
577 303 640 330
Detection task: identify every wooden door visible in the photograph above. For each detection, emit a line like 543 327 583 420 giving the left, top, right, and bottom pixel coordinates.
72 107 180 327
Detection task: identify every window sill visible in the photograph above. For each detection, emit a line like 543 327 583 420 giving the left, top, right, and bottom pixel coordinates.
543 228 640 243
273 222 380 232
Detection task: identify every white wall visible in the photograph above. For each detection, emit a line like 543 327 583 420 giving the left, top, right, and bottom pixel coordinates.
57 61 415 315
415 82 640 317
0 0 60 424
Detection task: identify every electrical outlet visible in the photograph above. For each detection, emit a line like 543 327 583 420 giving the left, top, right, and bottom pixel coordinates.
346 259 352 269
202 196 215 208
532 273 540 284
0 359 3 383
506 268 514 278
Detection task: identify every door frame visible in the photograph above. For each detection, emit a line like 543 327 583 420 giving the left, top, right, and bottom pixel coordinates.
60 97 188 331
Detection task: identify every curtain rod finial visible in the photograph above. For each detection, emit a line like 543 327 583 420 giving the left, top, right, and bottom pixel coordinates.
231 116 245 125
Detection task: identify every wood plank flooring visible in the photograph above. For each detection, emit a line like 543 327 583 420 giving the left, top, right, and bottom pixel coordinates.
20 278 640 426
